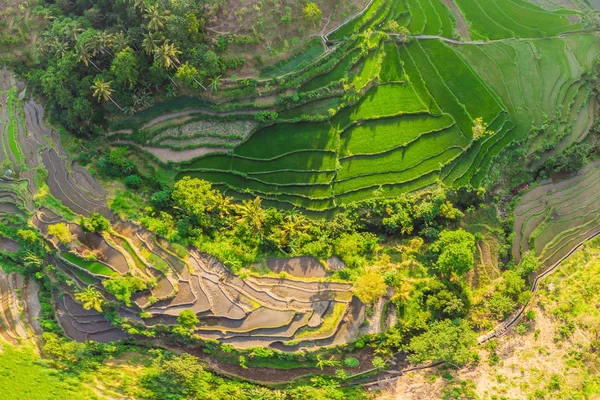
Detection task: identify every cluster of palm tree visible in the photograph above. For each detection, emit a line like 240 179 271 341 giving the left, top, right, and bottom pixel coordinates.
37 0 218 114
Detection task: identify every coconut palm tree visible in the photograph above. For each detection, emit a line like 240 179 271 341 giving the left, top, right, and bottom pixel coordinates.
209 75 222 92
91 79 123 110
235 196 266 233
153 40 181 69
75 43 101 71
75 286 104 313
144 4 170 31
51 38 69 57
67 20 84 42
23 252 42 269
95 31 115 56
131 0 146 11
142 31 164 55
112 32 130 53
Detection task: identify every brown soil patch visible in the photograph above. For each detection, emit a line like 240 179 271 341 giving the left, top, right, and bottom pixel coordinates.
120 141 229 163
207 0 368 77
442 0 471 40
265 256 328 278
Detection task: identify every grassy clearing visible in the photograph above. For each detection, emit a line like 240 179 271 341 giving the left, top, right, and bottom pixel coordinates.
398 44 442 115
430 0 455 37
278 97 343 120
337 170 439 204
6 89 23 166
420 0 443 35
246 170 335 185
181 170 333 199
300 49 361 92
233 122 338 160
0 344 97 400
406 0 427 34
339 113 455 157
350 48 381 91
454 0 580 39
260 38 325 78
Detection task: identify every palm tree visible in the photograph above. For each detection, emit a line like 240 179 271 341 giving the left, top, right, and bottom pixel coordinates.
75 43 101 71
316 355 341 370
95 31 115 56
112 32 130 53
278 211 309 250
144 4 170 31
209 75 222 92
51 38 69 57
91 79 123 110
131 0 146 11
153 40 181 69
392 280 412 318
235 196 266 233
142 31 164 55
75 286 104 313
37 8 55 21
67 20 84 42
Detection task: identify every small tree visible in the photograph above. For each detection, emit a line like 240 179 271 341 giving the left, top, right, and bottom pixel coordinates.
430 229 476 277
352 270 387 304
124 175 143 188
303 2 322 26
177 309 199 329
48 223 72 244
81 212 110 233
103 276 147 306
472 117 493 140
372 356 387 370
75 286 104 312
408 319 477 367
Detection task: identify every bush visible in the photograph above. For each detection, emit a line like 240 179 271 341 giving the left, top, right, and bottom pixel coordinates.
80 212 110 233
103 276 147 306
177 309 199 329
344 357 359 368
48 223 71 244
124 175 143 188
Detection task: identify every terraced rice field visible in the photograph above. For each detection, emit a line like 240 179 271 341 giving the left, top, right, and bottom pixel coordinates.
105 0 596 212
0 67 367 351
512 161 600 268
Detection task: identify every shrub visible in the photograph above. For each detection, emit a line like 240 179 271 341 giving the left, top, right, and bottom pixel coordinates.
352 270 387 304
344 357 359 368
103 275 147 306
124 174 143 188
48 223 71 244
177 309 199 329
80 212 110 233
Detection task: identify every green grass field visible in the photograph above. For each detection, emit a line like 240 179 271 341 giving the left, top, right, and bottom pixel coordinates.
0 344 97 400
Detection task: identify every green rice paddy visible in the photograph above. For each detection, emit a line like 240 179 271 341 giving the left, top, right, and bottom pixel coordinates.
62 252 118 277
119 0 596 212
